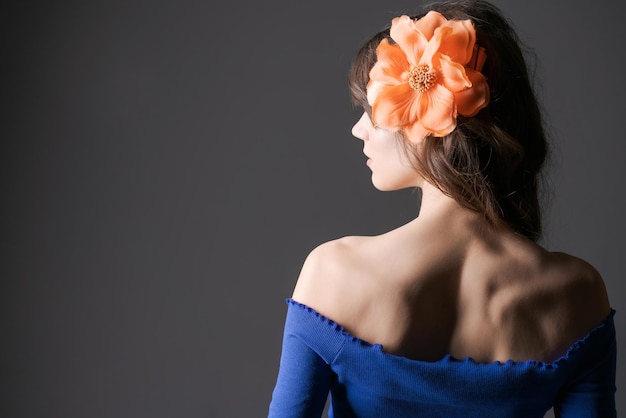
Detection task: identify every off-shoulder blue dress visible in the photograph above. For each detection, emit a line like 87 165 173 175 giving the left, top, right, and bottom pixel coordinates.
268 299 616 417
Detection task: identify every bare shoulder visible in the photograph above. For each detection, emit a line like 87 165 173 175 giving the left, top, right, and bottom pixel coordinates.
291 235 373 319
545 251 611 325
509 250 610 358
484 243 612 362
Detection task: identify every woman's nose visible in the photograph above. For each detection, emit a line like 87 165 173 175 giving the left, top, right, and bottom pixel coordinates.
351 112 369 141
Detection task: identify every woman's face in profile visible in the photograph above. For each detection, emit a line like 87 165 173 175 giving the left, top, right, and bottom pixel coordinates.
352 112 422 191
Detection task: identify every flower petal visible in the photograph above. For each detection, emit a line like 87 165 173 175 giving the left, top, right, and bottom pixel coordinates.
418 25 451 67
370 83 418 128
454 69 490 117
366 79 385 108
438 54 471 93
369 39 409 86
417 83 457 136
389 15 428 67
413 11 447 40
438 19 476 65
403 121 431 144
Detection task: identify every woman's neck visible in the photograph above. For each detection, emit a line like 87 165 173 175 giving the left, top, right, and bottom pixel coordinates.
414 182 475 224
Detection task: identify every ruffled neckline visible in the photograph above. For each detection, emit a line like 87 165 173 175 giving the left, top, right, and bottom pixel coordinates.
286 298 615 369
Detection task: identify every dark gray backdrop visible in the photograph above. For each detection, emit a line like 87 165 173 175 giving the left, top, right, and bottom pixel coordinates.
2 0 624 417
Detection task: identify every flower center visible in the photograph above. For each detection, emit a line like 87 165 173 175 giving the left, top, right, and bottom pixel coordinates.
408 65 437 93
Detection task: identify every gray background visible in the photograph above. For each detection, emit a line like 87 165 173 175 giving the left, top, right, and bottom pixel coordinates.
2 0 624 417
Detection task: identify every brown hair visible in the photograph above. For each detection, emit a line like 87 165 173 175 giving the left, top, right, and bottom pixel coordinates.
349 0 548 241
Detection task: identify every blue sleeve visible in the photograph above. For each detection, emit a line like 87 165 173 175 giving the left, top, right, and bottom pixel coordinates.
268 300 344 418
554 314 617 418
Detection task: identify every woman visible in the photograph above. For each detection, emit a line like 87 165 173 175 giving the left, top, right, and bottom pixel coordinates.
268 1 616 416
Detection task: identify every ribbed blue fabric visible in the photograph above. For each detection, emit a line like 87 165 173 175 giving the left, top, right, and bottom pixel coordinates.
268 299 616 418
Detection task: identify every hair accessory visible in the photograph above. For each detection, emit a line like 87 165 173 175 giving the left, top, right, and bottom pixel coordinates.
367 11 490 143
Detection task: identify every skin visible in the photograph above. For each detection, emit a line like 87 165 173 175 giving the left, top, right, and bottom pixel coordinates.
292 112 611 363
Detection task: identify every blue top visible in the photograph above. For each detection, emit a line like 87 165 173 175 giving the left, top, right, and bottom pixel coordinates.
268 299 616 417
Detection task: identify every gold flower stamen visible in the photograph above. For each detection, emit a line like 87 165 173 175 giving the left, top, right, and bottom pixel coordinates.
408 65 437 93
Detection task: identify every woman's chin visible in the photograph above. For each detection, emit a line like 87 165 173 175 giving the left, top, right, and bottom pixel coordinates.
371 178 401 192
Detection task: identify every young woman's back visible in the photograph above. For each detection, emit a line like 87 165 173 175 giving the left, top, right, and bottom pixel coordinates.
293 185 611 365
272 197 615 416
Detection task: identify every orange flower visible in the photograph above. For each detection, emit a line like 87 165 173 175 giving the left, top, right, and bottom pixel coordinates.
367 11 490 142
